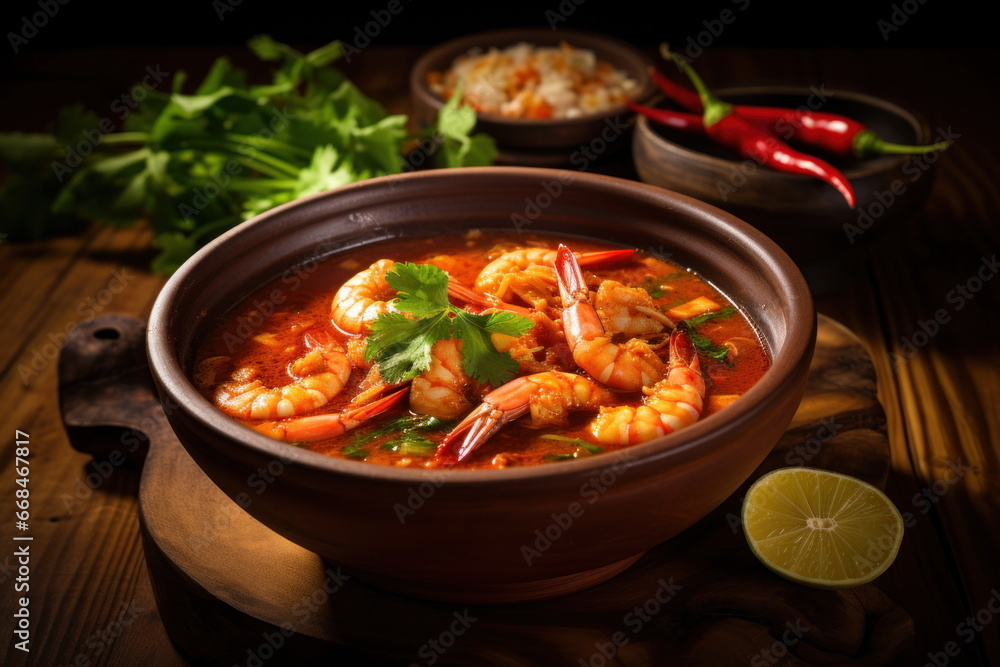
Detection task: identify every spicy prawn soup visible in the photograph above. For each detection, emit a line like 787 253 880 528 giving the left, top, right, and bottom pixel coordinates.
191 230 770 470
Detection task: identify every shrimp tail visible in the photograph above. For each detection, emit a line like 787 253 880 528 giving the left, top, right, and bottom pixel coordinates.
256 387 409 442
434 394 530 466
447 280 534 316
434 371 614 465
670 328 698 369
555 243 604 343
578 248 637 268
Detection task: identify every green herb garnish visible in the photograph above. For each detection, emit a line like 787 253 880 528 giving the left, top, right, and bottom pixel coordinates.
341 442 369 460
540 434 604 462
681 306 736 328
381 434 437 457
680 306 737 361
637 273 688 299
369 414 452 458
0 36 496 273
684 329 732 361
365 263 535 385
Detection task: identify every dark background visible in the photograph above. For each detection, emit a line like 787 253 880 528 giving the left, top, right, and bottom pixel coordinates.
0 0 993 135
0 0 990 53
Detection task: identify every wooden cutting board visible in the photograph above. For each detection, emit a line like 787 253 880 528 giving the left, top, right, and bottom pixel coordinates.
59 313 912 666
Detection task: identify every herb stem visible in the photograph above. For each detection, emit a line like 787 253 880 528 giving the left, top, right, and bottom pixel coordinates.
222 132 311 161
99 132 150 146
184 139 301 178
226 177 300 191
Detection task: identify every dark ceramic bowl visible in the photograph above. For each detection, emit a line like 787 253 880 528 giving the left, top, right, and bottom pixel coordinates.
410 28 656 159
632 87 940 270
146 167 815 603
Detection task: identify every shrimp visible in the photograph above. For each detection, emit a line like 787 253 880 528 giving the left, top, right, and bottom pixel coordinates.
253 388 409 442
555 244 666 391
331 258 398 335
449 278 575 374
475 247 636 310
409 339 473 419
589 330 705 445
346 339 473 420
433 371 616 465
212 332 353 420
594 281 675 336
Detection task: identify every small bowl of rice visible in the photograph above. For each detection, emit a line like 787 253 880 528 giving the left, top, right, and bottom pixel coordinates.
411 28 656 159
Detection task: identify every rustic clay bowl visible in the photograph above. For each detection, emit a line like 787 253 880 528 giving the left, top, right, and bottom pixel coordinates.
410 28 656 160
632 86 940 270
146 167 815 603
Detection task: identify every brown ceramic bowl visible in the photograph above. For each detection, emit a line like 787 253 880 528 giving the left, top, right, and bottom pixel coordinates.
632 87 940 271
146 167 815 603
410 28 656 158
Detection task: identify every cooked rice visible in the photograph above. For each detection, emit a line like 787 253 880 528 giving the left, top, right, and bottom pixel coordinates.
427 42 638 119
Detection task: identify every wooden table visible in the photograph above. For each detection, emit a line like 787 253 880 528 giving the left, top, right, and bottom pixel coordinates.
1 45 997 666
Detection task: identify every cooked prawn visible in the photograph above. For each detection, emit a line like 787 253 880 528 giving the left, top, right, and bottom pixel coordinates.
433 371 616 465
594 280 675 336
475 247 635 310
253 388 409 442
409 339 473 419
345 338 474 420
589 330 705 445
212 332 353 420
555 244 666 391
331 258 398 335
332 258 536 334
448 278 575 374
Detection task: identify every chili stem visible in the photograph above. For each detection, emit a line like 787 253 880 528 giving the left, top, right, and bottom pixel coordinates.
661 46 731 127
854 130 950 157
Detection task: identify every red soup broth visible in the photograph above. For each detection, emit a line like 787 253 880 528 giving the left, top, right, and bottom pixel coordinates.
191 231 771 470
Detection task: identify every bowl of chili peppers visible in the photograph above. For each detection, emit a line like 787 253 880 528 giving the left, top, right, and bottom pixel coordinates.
631 50 948 274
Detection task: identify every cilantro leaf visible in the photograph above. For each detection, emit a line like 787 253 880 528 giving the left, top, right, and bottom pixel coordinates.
365 263 534 385
684 329 731 360
681 306 736 328
437 87 478 140
679 306 737 362
365 311 453 383
434 85 498 169
452 310 530 387
0 35 496 272
384 262 451 318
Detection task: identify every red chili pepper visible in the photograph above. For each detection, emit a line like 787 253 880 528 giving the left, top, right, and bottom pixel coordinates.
625 99 704 133
647 66 703 113
667 50 857 208
724 106 949 158
651 47 948 159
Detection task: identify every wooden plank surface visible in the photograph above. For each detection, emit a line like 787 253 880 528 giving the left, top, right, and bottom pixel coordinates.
1 46 998 666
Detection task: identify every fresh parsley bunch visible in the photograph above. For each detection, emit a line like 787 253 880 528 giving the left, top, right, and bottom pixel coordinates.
0 35 497 273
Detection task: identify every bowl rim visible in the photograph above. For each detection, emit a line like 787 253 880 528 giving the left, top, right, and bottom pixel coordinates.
409 27 657 128
147 166 815 486
634 85 933 179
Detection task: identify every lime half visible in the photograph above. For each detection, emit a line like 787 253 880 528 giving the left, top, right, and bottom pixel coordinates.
742 467 904 589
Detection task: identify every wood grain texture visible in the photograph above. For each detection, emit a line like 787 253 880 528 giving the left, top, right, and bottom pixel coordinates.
59 313 908 666
0 46 997 667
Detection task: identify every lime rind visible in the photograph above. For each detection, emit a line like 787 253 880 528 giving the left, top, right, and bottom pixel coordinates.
741 467 904 590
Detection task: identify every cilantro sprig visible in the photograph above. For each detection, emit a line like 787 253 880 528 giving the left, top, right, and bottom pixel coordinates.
364 263 535 386
0 36 496 273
